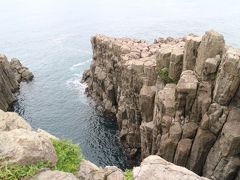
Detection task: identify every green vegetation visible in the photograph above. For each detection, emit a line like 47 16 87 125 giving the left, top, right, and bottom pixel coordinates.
124 169 134 180
158 67 175 84
52 139 83 174
0 161 51 180
0 139 83 180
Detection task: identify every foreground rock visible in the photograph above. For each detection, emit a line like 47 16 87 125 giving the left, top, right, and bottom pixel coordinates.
31 170 78 180
133 155 208 180
83 30 240 179
0 54 33 111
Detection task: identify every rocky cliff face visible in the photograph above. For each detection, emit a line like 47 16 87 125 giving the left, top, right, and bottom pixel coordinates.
83 30 240 180
0 54 33 111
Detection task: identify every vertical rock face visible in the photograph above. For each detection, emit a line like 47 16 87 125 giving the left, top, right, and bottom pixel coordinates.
83 30 240 179
0 54 33 111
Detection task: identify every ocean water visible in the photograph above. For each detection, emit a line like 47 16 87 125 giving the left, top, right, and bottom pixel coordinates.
0 0 239 169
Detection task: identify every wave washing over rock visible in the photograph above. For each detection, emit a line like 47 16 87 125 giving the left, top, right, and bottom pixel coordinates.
0 54 33 111
82 30 240 180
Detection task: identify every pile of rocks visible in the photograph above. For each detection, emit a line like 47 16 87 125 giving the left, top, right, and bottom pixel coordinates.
83 30 240 179
0 54 33 111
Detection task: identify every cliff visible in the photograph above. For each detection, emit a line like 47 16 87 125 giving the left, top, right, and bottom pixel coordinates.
0 54 33 111
0 109 208 180
82 30 240 180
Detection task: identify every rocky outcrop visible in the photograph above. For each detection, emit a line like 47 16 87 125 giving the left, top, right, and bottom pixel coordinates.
0 110 57 166
31 170 78 180
83 30 240 179
133 155 209 180
0 54 33 111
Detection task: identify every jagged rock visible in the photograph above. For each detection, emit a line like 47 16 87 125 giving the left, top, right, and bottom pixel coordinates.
0 129 57 166
175 70 198 120
187 128 216 175
182 122 198 139
10 58 34 82
168 43 184 81
77 160 124 180
213 47 240 105
133 155 209 180
174 138 193 167
158 121 182 162
190 81 212 123
183 35 201 71
31 170 78 180
140 121 154 158
0 110 32 131
83 32 240 179
139 85 156 122
203 108 240 180
195 30 225 77
0 54 18 111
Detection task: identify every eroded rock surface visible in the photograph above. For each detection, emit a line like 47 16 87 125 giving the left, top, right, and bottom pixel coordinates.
133 155 209 180
83 30 240 179
0 54 33 111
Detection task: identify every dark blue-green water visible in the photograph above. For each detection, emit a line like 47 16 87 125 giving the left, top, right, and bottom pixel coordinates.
0 0 239 169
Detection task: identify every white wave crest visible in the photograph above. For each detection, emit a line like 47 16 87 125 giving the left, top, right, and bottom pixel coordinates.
70 59 91 71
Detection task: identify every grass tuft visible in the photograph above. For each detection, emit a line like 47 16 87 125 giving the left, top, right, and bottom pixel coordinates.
158 67 175 84
52 139 83 174
124 169 134 180
0 161 51 180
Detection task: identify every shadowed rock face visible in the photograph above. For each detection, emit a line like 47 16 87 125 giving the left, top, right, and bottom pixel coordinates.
83 30 240 179
0 54 33 111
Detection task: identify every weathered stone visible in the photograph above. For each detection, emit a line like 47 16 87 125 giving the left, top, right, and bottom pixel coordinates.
202 56 221 80
183 35 201 71
10 58 34 82
158 121 182 162
0 110 32 131
31 170 78 180
133 155 209 180
140 121 154 158
0 129 57 166
175 70 198 120
182 122 198 139
77 160 100 179
213 47 240 105
174 138 193 167
156 45 172 69
195 30 225 77
168 44 184 81
203 108 240 180
139 85 156 122
187 128 216 174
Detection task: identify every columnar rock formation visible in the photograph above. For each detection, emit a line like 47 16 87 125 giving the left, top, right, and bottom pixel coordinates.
83 30 240 179
0 54 33 111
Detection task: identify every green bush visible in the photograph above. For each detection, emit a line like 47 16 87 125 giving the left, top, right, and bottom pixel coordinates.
0 139 83 180
124 169 134 180
158 67 175 84
52 139 83 174
0 161 51 180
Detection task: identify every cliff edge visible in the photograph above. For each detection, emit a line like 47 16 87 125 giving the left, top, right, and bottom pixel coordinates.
82 30 240 180
0 54 33 111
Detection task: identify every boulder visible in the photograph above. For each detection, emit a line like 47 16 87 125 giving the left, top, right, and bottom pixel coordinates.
0 110 32 131
0 129 57 166
133 155 209 180
31 170 78 180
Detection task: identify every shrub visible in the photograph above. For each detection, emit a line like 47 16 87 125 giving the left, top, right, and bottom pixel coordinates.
52 139 84 174
158 67 175 84
0 161 50 180
124 169 133 180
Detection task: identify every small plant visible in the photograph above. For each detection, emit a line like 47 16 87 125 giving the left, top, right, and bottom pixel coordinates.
158 67 175 84
124 169 134 180
0 161 51 180
52 139 83 174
